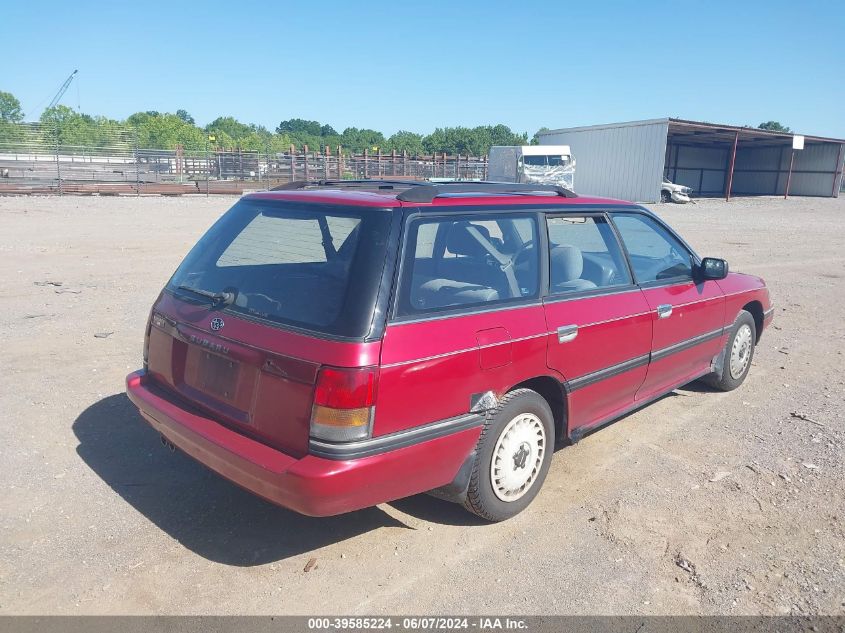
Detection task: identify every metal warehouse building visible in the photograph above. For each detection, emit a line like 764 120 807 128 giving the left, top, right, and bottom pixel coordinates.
539 118 845 203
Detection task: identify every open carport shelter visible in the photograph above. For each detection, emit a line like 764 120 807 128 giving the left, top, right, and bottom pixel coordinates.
538 118 845 203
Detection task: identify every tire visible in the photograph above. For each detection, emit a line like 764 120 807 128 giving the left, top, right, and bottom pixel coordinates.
463 388 555 522
702 310 756 391
661 189 672 203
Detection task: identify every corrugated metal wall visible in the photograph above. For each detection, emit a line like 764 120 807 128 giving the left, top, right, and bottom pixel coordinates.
665 144 728 195
539 119 669 202
733 142 843 196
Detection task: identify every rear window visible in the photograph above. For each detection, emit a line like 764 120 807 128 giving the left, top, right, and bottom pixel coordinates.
167 198 393 338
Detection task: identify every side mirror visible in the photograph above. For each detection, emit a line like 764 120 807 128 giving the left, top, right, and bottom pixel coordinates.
698 257 729 280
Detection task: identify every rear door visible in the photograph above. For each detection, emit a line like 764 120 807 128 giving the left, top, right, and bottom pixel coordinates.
378 211 548 435
610 211 726 399
542 213 652 434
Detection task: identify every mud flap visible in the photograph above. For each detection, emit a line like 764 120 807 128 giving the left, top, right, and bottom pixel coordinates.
427 449 477 503
710 347 727 380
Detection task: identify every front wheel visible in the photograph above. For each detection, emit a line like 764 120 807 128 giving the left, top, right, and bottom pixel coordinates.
661 189 672 203
463 389 555 522
702 310 756 391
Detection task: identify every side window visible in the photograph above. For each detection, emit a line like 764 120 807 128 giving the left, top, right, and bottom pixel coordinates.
398 215 539 315
611 213 693 283
546 215 631 294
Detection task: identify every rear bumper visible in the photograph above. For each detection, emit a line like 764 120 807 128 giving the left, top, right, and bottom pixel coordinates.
125 370 481 516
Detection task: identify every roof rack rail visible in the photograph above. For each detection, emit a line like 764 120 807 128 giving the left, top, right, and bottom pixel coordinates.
395 182 578 203
269 179 578 203
271 179 430 192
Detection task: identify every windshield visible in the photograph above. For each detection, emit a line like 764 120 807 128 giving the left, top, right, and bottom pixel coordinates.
523 155 568 167
167 198 394 338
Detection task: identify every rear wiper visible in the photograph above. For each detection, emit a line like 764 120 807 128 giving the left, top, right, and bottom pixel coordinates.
176 284 235 306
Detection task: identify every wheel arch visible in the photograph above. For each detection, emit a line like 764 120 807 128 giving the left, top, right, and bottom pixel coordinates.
741 300 764 342
507 375 568 443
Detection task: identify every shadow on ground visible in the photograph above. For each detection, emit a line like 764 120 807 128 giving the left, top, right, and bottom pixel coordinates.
73 393 474 567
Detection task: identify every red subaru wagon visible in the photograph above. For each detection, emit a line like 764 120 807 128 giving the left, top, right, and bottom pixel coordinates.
126 180 773 521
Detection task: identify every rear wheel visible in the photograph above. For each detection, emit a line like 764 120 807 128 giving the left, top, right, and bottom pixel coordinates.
703 310 756 391
464 389 555 522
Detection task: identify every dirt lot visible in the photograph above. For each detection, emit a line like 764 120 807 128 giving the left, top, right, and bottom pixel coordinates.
1 193 843 616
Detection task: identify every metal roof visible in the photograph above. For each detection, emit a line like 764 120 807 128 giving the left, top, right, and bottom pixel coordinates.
540 118 845 146
668 118 845 146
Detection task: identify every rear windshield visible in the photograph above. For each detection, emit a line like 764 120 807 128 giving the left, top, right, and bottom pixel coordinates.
167 198 394 339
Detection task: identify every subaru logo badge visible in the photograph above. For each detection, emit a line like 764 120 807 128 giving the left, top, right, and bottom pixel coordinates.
210 317 225 332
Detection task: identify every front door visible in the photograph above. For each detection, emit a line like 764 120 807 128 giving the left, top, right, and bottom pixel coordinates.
542 213 653 434
610 211 726 399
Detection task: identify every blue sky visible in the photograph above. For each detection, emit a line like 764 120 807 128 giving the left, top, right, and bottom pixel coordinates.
2 0 842 137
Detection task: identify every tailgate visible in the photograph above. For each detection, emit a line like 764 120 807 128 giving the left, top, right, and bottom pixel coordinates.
146 311 319 457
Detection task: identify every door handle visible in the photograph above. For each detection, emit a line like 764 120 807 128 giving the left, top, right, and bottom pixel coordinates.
657 304 673 319
557 324 578 343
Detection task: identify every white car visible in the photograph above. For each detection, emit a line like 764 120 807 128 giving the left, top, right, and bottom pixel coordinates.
661 178 692 203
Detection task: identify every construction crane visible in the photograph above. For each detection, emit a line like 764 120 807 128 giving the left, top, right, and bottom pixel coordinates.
45 69 78 111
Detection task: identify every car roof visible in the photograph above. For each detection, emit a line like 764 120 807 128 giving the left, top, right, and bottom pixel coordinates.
244 180 636 210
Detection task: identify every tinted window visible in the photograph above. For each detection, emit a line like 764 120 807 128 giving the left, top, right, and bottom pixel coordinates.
168 199 393 338
398 215 539 315
611 213 693 283
547 216 630 293
523 155 547 166
216 215 360 266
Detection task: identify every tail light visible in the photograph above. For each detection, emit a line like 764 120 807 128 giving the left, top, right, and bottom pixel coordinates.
143 294 164 371
310 366 378 442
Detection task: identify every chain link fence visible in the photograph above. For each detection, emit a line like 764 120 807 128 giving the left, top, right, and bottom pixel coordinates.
0 122 489 195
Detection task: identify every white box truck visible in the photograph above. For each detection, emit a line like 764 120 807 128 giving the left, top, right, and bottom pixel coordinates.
488 145 575 190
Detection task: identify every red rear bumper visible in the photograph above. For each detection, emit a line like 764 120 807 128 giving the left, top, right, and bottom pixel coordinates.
125 370 479 516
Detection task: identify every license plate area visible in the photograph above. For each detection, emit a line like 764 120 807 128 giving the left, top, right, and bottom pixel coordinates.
197 351 239 401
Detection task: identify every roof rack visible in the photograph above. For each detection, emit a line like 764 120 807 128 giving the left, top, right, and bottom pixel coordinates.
395 182 577 203
271 179 429 192
270 179 578 203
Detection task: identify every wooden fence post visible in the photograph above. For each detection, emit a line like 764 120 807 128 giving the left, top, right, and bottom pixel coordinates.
391 149 397 176
403 150 408 177
337 145 343 179
289 144 296 182
304 144 309 181
325 146 330 180
364 148 369 179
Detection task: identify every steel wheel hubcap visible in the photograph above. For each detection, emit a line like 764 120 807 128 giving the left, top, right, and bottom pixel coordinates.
491 413 546 502
729 324 753 379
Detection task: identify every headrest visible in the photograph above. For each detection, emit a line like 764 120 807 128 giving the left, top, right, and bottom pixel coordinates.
445 222 492 257
550 245 584 282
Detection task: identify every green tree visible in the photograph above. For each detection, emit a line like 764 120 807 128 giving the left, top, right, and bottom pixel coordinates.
276 118 324 136
423 124 526 156
206 116 253 145
385 130 425 155
758 121 791 133
176 109 195 125
340 127 386 153
127 111 206 150
531 127 550 145
0 91 23 122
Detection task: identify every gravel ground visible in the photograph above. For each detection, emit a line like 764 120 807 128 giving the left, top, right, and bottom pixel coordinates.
0 194 843 616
